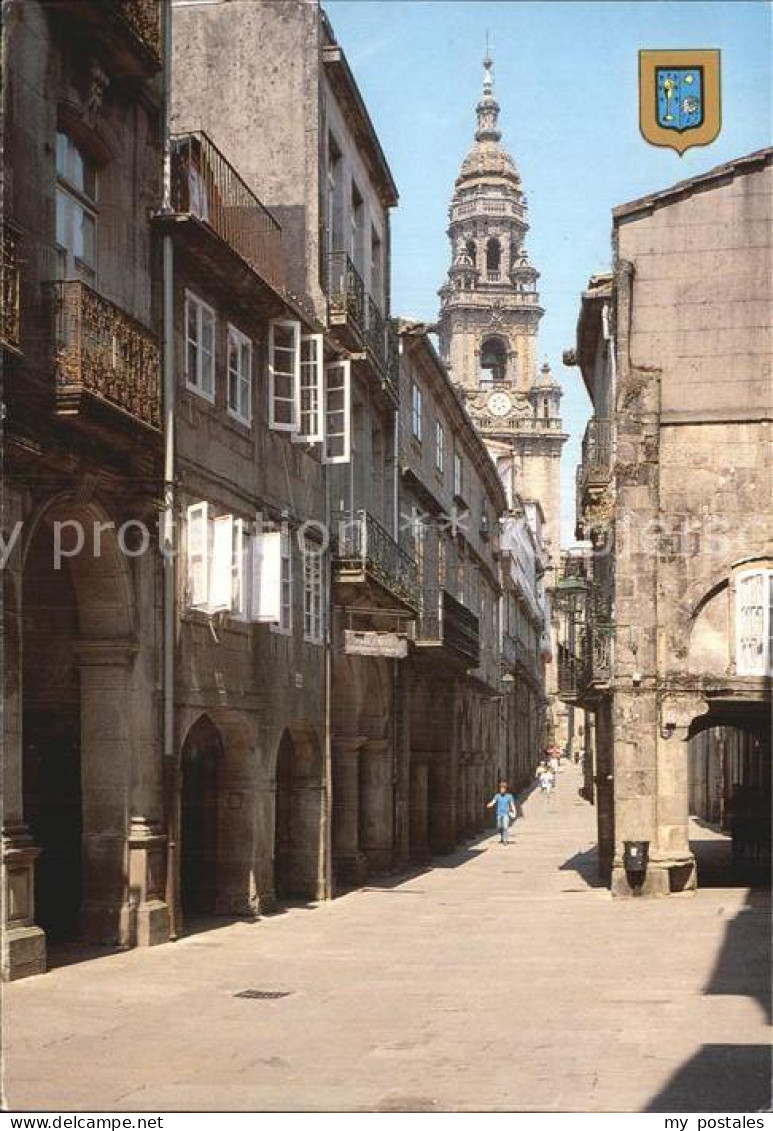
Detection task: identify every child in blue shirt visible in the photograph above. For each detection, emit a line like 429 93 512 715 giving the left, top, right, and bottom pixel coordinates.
486 780 517 844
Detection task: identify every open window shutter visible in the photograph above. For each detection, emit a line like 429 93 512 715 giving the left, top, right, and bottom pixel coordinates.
322 359 351 464
294 333 324 443
232 518 248 620
209 514 234 612
186 502 209 609
268 319 300 432
250 531 282 622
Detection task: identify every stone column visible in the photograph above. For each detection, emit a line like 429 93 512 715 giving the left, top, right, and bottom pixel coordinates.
359 738 394 873
76 639 139 944
409 753 431 863
331 737 367 888
2 568 46 979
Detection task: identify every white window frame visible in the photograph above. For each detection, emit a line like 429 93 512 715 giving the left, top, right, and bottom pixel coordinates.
294 333 324 443
186 502 210 610
226 324 252 425
411 380 423 441
735 569 771 676
185 290 216 402
268 318 301 432
323 359 351 464
209 514 234 613
270 526 293 636
435 419 445 473
249 530 283 624
303 537 324 644
453 449 464 498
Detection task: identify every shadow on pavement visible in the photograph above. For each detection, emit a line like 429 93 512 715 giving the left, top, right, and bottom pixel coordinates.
559 846 605 889
644 1044 772 1112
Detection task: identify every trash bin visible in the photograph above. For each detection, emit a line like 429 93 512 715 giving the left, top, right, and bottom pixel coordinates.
623 840 649 873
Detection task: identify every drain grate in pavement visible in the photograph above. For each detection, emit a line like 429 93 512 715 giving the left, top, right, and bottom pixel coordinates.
233 989 293 1000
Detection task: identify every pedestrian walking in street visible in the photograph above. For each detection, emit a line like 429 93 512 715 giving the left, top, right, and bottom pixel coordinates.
536 762 554 801
486 780 517 844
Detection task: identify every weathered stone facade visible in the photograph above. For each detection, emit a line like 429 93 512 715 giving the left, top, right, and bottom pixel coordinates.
562 150 773 894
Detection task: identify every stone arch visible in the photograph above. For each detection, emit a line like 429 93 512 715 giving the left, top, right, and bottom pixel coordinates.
481 335 508 384
179 714 222 917
486 236 501 273
20 495 139 947
273 722 325 901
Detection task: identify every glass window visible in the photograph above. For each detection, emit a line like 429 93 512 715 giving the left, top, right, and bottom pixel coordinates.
303 537 324 644
435 420 445 473
185 292 216 401
411 380 423 440
270 527 293 636
227 324 252 424
55 132 97 283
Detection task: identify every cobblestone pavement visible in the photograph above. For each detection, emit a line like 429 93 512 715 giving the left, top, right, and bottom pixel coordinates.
3 764 770 1113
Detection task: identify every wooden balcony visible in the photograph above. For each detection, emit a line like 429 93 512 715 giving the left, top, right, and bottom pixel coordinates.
49 280 161 434
2 223 21 354
168 132 284 297
48 0 162 77
333 509 420 614
415 585 480 667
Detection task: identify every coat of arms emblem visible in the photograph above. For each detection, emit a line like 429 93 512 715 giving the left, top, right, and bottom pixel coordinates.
639 50 721 155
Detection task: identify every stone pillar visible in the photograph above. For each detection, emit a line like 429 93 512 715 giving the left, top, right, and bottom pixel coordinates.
429 754 457 855
120 817 169 947
2 567 46 979
331 738 367 887
409 753 431 863
392 661 411 872
359 738 394 872
595 700 615 882
76 640 139 943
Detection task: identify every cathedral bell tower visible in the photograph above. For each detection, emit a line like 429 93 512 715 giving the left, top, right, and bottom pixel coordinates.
438 54 566 559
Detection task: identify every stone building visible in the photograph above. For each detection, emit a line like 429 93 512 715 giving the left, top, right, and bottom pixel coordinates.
2 0 167 979
171 0 418 892
561 150 773 894
155 130 335 927
398 322 505 857
437 55 566 563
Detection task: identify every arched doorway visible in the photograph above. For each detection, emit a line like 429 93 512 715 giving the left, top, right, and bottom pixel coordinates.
181 716 222 916
22 522 81 941
274 727 324 901
688 721 771 887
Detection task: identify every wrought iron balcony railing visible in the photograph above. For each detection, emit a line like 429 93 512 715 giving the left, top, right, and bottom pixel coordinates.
326 252 366 338
171 132 283 293
50 280 161 431
2 223 21 353
115 0 162 60
49 0 162 71
416 584 480 665
384 320 399 403
334 509 420 611
577 417 613 505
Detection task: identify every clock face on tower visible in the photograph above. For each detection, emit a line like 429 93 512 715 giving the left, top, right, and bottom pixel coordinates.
487 390 512 418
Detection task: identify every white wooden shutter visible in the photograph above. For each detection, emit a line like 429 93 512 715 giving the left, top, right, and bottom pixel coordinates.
232 518 248 620
294 333 324 443
209 514 234 612
268 319 300 432
736 571 767 675
250 531 282 622
322 359 351 464
186 502 209 609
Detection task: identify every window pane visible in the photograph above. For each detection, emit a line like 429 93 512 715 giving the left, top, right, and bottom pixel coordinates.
55 187 69 248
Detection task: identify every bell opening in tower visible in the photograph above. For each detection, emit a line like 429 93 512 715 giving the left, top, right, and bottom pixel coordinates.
481 336 507 386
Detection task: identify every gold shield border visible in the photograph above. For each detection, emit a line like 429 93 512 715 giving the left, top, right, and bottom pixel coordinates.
639 50 721 156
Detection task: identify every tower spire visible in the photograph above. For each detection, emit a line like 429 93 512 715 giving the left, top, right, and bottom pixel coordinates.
476 48 501 142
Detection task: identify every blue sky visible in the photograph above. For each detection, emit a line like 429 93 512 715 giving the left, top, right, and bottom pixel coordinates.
325 0 771 544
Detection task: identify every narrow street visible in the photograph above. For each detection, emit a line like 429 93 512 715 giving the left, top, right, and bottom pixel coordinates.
4 765 770 1114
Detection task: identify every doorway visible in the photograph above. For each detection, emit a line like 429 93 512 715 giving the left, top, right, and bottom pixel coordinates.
181 716 222 917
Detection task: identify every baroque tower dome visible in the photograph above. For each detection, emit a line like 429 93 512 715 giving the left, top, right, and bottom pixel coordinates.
437 53 566 560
